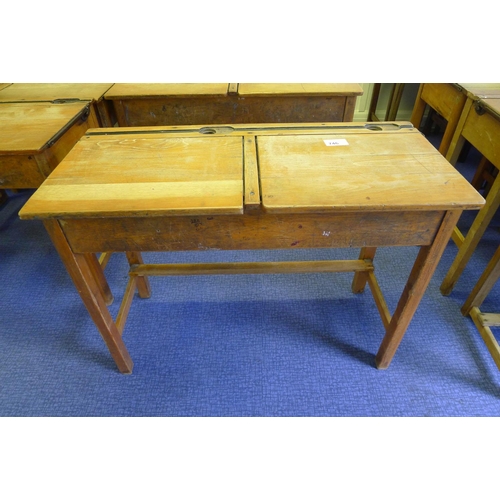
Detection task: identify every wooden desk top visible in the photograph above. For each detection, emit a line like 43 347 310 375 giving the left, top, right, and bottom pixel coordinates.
478 98 500 118
0 101 92 154
104 83 364 99
0 83 113 102
237 83 363 96
459 83 500 99
104 83 231 99
0 83 11 91
257 129 482 213
19 122 484 220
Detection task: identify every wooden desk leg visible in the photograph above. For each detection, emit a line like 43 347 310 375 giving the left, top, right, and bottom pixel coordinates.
460 246 500 370
376 210 461 369
439 104 466 157
385 84 405 121
461 245 500 316
0 189 8 207
410 84 426 129
368 83 382 121
441 173 500 296
126 251 151 298
85 253 114 306
343 96 357 122
352 247 377 293
44 220 134 374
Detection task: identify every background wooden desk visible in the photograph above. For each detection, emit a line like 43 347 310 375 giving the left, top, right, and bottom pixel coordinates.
104 83 363 126
410 83 467 155
441 98 500 295
0 101 99 189
0 83 115 127
410 83 500 157
19 122 483 374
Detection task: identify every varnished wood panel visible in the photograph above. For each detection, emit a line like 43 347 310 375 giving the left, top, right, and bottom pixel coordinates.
112 95 351 126
237 83 363 96
0 101 94 153
460 83 500 99
20 134 244 217
420 83 466 121
461 100 500 169
0 154 45 187
19 123 484 218
0 103 98 189
59 211 445 253
105 84 363 126
0 83 113 102
257 131 484 213
104 83 230 98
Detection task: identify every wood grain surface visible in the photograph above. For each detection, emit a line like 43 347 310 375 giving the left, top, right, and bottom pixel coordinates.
0 83 113 102
0 101 93 154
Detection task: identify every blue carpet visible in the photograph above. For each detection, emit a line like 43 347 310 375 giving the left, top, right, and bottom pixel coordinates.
2 141 500 417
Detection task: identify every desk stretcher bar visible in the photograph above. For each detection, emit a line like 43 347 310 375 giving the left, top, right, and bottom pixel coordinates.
19 122 485 374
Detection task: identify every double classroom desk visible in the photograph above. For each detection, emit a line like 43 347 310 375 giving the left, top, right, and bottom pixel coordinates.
441 97 500 296
103 83 363 126
0 84 114 191
19 122 484 374
1 83 362 192
0 100 100 189
410 83 500 156
0 83 115 127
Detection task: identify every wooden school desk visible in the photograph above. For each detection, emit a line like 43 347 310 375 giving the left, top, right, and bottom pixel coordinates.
0 83 115 127
0 101 99 189
103 83 363 126
440 98 500 295
410 83 500 157
410 83 468 156
18 122 484 374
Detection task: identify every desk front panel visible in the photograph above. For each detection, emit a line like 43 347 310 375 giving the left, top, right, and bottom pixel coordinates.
461 100 500 169
106 84 362 126
420 83 466 121
110 95 354 127
59 211 445 254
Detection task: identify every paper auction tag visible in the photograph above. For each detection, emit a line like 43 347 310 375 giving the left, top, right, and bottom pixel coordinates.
324 139 349 146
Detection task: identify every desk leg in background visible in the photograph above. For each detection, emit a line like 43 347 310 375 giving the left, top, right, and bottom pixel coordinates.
43 220 134 374
376 210 462 369
461 245 500 370
440 173 500 296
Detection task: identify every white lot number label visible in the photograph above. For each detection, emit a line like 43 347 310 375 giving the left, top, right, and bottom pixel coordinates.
324 138 349 146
